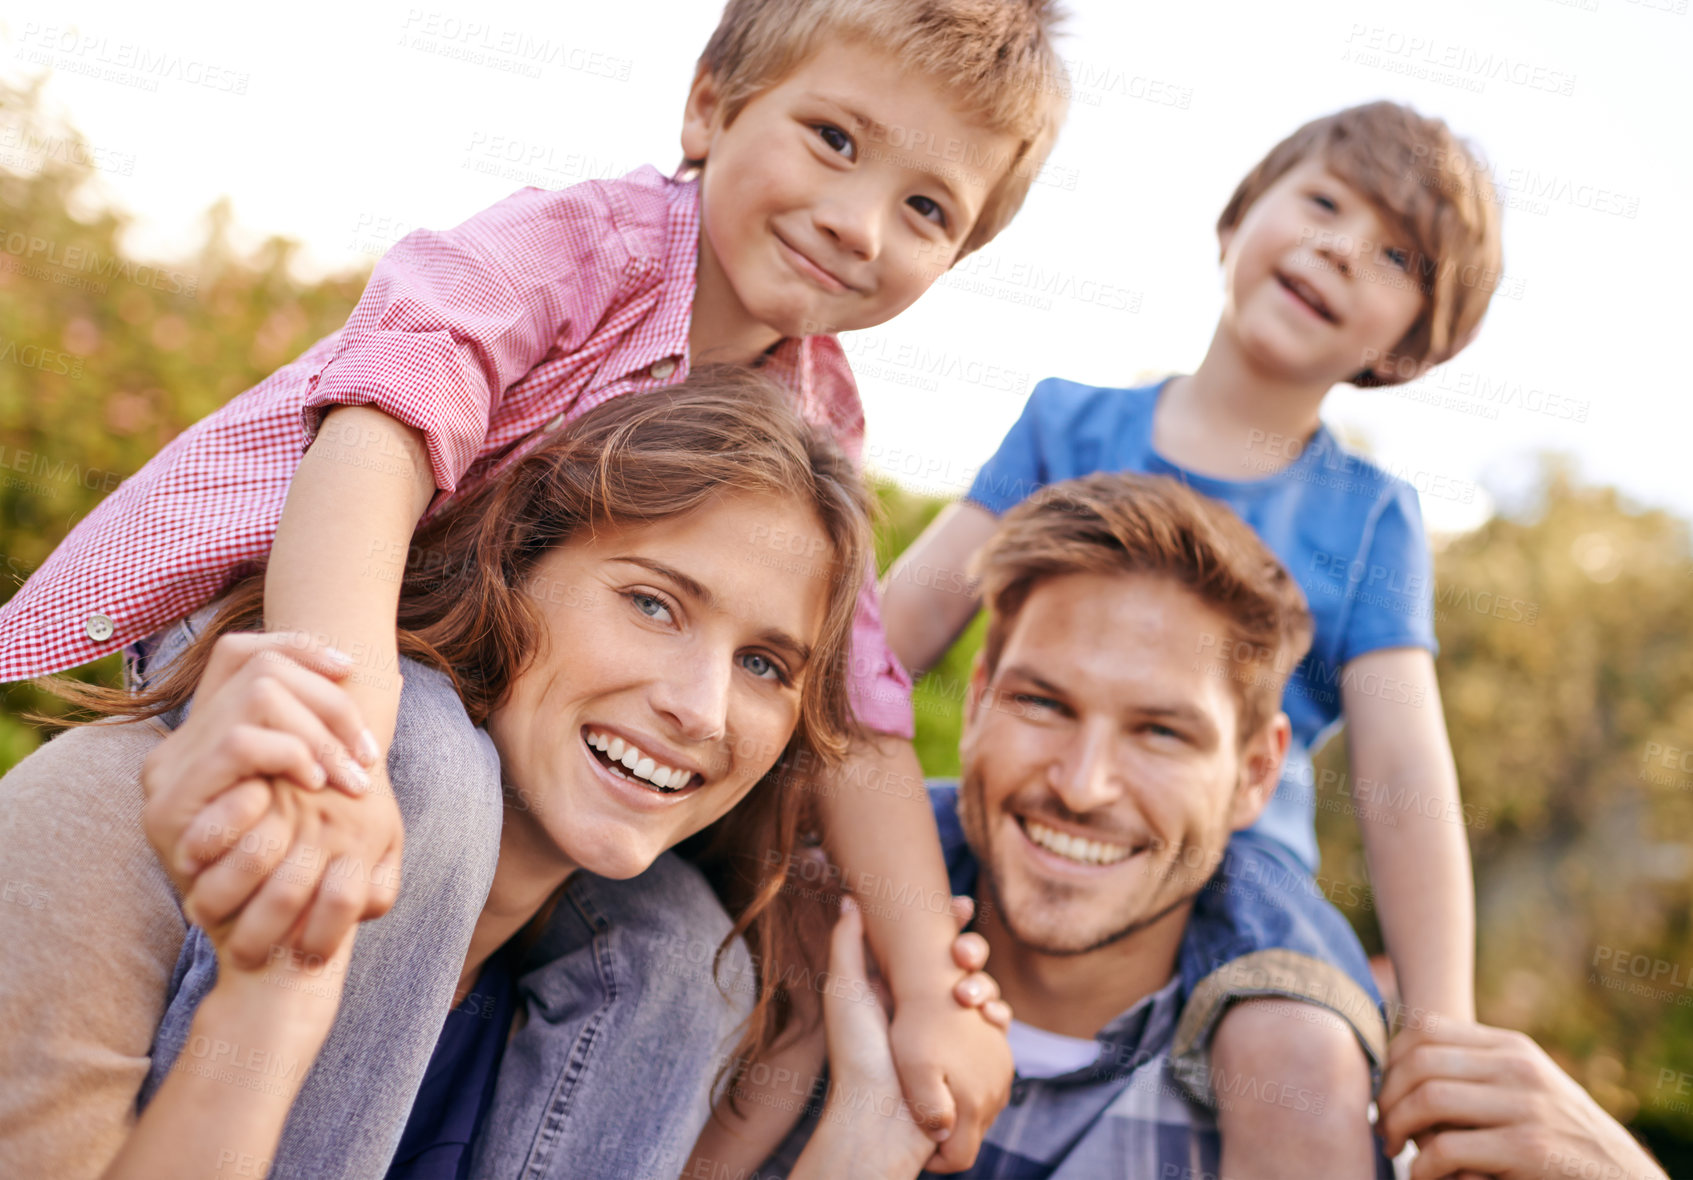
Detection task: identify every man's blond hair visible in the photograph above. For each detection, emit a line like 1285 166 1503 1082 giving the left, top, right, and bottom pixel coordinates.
697 0 1069 258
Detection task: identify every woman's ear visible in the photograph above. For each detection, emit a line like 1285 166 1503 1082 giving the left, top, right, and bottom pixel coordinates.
681 65 725 163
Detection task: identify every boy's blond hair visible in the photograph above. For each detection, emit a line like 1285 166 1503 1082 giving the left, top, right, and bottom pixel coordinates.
1218 101 1503 386
697 0 1069 258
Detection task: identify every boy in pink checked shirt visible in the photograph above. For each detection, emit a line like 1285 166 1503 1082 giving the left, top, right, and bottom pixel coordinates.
0 0 1068 1170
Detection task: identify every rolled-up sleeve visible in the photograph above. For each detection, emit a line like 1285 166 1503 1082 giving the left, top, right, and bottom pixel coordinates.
846 565 915 739
301 184 635 493
965 378 1056 515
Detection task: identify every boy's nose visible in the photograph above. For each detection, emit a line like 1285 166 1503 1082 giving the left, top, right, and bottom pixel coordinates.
1315 236 1354 278
813 191 881 261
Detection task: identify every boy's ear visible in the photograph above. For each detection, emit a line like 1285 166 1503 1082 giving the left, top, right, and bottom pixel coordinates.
1228 711 1290 832
681 65 725 162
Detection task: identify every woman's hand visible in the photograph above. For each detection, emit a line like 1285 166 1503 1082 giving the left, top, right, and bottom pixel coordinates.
1377 1022 1667 1180
139 631 401 967
790 897 944 1180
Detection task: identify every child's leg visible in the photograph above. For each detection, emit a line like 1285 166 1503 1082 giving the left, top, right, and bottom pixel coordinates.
139 642 503 1179
1172 833 1393 1179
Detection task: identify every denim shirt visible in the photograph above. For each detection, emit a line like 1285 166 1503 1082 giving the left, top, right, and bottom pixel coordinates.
139 642 753 1180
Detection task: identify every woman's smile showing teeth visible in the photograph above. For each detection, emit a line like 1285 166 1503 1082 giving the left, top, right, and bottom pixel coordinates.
584 730 699 793
1021 818 1133 866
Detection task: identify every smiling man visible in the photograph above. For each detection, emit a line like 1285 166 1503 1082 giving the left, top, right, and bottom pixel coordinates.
763 469 1393 1177
940 470 1389 1177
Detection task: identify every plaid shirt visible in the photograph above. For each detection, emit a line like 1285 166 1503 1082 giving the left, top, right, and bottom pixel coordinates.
0 166 913 737
766 784 1221 1179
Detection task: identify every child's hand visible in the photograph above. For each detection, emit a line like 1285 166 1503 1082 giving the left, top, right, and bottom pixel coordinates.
140 632 403 966
944 895 1011 1032
885 913 1015 1174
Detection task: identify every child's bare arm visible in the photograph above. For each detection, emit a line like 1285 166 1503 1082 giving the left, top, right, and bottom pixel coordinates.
1343 647 1476 1022
817 733 1013 1174
267 404 436 740
255 405 436 948
881 502 999 678
170 406 436 958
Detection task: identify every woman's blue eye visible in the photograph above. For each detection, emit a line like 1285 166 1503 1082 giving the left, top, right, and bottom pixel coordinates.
908 195 948 228
1310 192 1339 212
1384 246 1412 271
629 592 671 621
741 652 786 683
815 124 854 159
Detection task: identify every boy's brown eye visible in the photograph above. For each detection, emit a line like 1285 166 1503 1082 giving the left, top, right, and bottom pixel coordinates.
908 195 948 228
814 124 854 160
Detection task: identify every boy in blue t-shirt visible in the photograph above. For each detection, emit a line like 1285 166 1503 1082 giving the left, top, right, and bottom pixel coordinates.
884 101 1503 1169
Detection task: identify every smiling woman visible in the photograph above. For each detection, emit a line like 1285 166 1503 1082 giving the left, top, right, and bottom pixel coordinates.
0 368 874 1178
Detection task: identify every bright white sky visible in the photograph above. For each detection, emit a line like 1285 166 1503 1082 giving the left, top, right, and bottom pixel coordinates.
2 0 1688 535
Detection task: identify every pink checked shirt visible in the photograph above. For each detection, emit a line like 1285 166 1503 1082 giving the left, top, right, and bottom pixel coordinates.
0 166 914 737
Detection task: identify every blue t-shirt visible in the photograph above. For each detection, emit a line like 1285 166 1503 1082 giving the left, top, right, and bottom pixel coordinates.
966 377 1437 871
385 945 519 1180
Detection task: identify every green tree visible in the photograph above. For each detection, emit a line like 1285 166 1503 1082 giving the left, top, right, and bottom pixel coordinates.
0 78 367 762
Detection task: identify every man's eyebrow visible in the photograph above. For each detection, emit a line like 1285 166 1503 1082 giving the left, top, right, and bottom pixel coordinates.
1000 664 1218 734
998 666 1071 701
612 556 813 669
1139 703 1213 732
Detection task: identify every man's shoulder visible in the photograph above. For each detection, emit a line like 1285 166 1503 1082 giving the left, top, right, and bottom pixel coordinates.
924 781 979 896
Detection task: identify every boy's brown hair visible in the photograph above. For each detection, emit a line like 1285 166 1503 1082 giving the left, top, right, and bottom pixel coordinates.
973 472 1314 745
697 0 1069 258
1217 100 1503 386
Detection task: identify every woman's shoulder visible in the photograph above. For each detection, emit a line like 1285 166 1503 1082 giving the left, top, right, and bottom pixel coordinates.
0 716 171 816
389 657 504 804
0 717 186 1180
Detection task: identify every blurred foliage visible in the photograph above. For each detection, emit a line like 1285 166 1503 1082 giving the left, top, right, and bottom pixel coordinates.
0 77 368 755
3 78 1690 1161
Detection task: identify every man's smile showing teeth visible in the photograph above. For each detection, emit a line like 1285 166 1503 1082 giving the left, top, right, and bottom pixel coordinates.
1021 818 1133 866
585 730 698 793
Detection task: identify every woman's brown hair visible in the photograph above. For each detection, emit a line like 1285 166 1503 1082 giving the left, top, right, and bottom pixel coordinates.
52 365 873 1105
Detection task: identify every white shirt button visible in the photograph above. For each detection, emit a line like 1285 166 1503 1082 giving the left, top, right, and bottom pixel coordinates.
649 357 677 380
85 613 115 642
